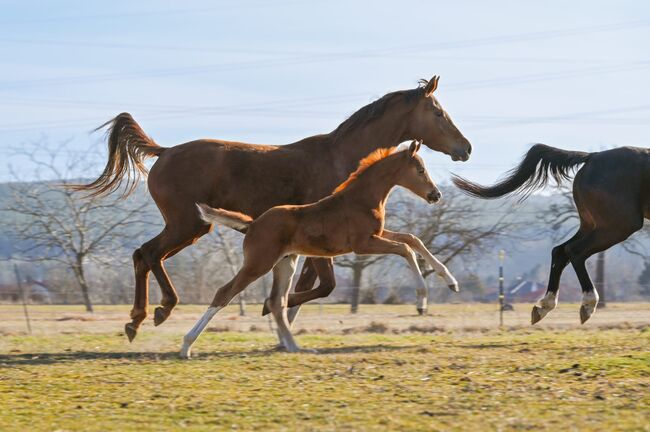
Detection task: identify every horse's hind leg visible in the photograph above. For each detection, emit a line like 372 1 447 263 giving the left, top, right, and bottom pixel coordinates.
286 258 335 326
262 258 336 328
124 248 150 342
566 225 641 323
141 223 210 325
285 258 319 326
125 224 209 341
531 232 582 324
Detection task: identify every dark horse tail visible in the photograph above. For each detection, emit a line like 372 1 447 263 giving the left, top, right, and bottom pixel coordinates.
70 113 166 198
451 144 591 199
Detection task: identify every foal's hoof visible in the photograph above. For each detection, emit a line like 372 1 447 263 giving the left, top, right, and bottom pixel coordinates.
448 283 460 293
179 347 191 360
153 307 170 326
580 304 596 324
124 323 138 342
417 307 427 316
261 298 271 316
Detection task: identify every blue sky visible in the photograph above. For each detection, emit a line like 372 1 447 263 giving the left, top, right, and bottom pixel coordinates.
1 0 649 184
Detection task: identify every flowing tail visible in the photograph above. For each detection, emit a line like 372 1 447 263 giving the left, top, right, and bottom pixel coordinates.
69 113 166 198
451 144 591 199
196 203 252 234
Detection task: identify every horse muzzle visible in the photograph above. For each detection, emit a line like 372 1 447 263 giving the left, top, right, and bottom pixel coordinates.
427 191 442 204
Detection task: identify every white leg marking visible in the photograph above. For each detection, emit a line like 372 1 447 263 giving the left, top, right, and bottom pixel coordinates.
402 249 428 312
580 290 599 324
531 291 558 324
269 256 301 352
408 235 459 292
180 306 221 359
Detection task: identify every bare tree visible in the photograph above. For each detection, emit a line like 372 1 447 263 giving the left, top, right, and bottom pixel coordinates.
390 187 514 280
337 187 515 310
3 141 149 312
337 254 385 313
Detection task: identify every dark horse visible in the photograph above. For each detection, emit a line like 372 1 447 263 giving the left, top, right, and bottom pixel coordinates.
452 144 649 324
73 76 472 341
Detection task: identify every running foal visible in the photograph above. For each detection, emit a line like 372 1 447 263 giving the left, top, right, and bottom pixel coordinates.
181 140 458 357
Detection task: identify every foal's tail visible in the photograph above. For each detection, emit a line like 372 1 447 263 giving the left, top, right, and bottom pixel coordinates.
451 144 591 200
196 203 252 234
69 113 166 198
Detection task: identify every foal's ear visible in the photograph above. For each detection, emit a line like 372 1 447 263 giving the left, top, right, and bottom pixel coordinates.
424 75 440 97
408 140 421 157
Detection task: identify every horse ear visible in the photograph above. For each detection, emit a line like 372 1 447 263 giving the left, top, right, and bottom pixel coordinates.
424 75 440 96
408 140 419 157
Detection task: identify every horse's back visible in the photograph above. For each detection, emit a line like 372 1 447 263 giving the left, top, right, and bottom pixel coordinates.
147 139 312 222
573 146 649 223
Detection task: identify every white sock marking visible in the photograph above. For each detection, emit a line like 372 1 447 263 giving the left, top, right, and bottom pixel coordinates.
180 306 220 359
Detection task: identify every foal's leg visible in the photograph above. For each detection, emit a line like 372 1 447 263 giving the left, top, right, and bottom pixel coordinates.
180 263 269 359
382 230 459 292
284 258 318 325
267 255 301 352
531 232 582 324
285 258 335 325
353 235 427 314
262 258 336 327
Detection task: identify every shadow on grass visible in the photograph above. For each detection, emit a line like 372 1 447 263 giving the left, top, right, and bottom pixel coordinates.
0 344 414 366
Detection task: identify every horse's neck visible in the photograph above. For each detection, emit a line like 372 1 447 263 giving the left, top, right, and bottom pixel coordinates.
330 109 411 177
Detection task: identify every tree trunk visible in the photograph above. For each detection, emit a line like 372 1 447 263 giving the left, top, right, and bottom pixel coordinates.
595 251 606 308
74 259 94 313
350 260 363 314
79 280 94 313
238 294 246 316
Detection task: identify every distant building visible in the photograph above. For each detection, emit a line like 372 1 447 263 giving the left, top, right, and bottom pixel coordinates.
508 280 545 302
483 279 580 303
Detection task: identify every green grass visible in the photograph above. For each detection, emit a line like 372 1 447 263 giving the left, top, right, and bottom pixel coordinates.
1 328 649 431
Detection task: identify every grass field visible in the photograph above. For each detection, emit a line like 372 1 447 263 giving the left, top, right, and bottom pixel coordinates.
1 304 649 431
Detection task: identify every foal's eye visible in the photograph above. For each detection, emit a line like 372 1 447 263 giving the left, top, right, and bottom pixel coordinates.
418 168 425 174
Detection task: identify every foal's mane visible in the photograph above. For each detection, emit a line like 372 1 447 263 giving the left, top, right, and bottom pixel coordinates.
333 147 398 193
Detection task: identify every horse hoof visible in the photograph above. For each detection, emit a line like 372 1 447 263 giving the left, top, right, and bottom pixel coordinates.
531 306 543 325
261 299 271 316
417 308 427 316
124 323 137 342
153 307 169 326
580 304 595 324
448 283 459 293
179 347 191 360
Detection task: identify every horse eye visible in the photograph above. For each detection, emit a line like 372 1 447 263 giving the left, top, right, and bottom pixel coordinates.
418 168 425 174
435 110 443 117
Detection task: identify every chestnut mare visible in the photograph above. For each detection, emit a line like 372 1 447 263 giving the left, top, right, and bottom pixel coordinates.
181 141 459 357
452 144 650 324
73 76 472 342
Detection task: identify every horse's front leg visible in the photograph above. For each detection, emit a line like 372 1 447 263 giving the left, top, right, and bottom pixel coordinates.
382 230 459 293
352 235 428 315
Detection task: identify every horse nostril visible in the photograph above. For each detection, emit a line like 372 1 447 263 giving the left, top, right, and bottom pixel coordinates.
428 191 442 202
467 145 472 155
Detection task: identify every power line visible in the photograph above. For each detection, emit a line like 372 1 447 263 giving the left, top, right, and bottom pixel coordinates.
2 19 650 92
0 1 298 26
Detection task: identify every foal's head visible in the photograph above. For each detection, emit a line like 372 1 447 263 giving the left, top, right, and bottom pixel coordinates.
408 75 472 162
396 140 441 204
